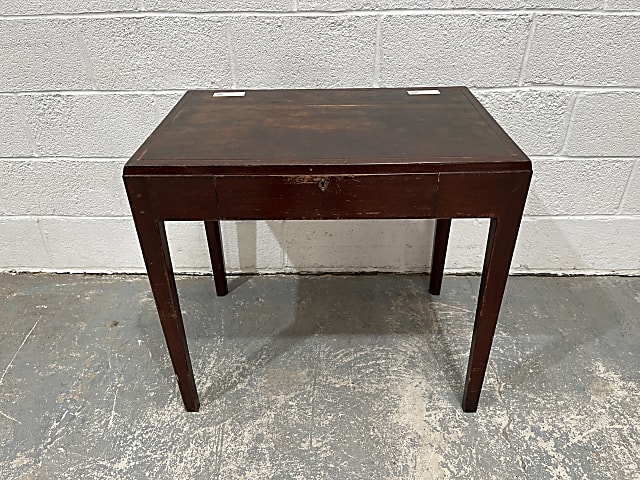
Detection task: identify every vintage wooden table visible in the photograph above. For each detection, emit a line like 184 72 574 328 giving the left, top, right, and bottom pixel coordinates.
123 87 531 412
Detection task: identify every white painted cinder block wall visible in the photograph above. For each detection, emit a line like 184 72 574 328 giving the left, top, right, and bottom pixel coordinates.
1 2 639 275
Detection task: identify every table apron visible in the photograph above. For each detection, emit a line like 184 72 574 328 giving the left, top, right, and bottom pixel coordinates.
129 171 530 221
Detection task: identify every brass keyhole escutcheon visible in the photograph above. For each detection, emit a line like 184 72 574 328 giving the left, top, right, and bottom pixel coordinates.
318 177 329 192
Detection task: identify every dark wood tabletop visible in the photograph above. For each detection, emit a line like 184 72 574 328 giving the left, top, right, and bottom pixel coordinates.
125 87 529 175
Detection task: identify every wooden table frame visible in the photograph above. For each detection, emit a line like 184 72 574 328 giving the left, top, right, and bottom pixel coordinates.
124 88 532 412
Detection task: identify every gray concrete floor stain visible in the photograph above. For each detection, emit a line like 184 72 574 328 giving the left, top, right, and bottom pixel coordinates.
0 274 638 479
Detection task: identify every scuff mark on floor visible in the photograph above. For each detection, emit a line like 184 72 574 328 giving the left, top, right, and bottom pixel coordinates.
0 316 41 386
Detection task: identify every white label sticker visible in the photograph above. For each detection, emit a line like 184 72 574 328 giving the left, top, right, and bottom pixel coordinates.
213 91 246 97
407 89 441 95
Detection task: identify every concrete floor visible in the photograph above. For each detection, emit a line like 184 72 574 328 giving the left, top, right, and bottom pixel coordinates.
0 273 638 479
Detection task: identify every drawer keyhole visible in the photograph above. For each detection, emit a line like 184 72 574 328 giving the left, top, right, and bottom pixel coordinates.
318 177 329 192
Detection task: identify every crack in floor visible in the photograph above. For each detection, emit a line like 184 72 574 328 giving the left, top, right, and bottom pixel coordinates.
490 360 528 474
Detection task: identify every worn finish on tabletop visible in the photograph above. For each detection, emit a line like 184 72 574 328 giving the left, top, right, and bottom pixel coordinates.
123 88 532 412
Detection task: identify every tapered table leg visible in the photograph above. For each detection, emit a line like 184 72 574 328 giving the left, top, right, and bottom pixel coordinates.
126 178 200 412
429 219 451 295
462 215 523 412
205 221 228 296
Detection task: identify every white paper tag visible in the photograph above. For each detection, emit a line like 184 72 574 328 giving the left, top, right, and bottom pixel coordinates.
407 89 441 95
213 91 246 97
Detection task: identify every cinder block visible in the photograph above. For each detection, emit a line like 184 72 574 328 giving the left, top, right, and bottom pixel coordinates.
417 217 640 274
79 17 233 90
20 94 159 157
0 159 129 217
564 92 640 157
299 0 446 10
231 16 377 88
7 216 640 273
282 219 491 273
155 94 183 118
0 0 137 15
221 220 285 272
402 218 491 273
165 220 285 273
283 220 407 272
144 0 289 11
38 217 143 271
0 218 50 270
447 219 490 272
26 218 282 273
0 96 33 156
451 0 600 8
605 0 639 10
164 222 211 272
403 219 492 273
379 15 530 88
619 161 640 214
403 220 434 272
514 217 640 272
525 15 640 86
0 19 91 92
526 158 634 215
473 89 573 156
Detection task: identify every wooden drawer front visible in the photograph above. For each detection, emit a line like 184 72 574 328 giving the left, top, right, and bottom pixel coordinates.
215 174 438 220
